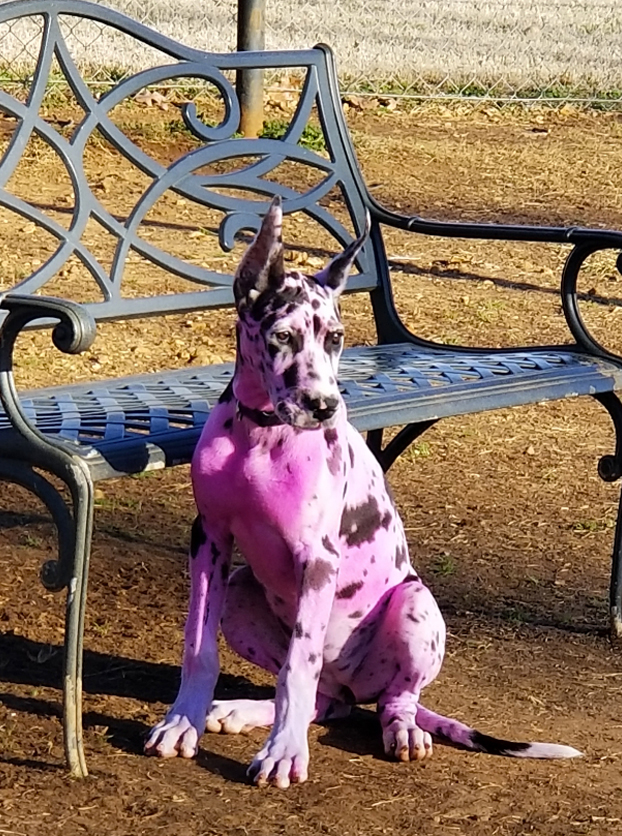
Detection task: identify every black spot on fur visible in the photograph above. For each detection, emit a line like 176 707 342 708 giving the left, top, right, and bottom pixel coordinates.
251 285 307 323
327 443 342 476
210 542 220 565
394 543 408 569
339 496 387 547
311 298 320 310
402 573 419 584
470 731 531 756
336 580 364 599
322 536 339 556
348 444 354 467
290 330 304 355
313 314 322 336
260 312 279 333
283 362 299 389
324 428 338 446
349 609 363 619
308 653 317 663
190 515 206 558
407 613 420 624
302 559 335 592
218 381 234 404
294 622 303 638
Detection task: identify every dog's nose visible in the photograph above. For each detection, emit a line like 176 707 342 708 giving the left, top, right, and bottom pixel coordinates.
308 396 339 422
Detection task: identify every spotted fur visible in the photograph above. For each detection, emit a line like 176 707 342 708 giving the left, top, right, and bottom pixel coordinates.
146 197 581 787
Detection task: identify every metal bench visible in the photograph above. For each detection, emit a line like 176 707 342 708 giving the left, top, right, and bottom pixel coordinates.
2 0 622 777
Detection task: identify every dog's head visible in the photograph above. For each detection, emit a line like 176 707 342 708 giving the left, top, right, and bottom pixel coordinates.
233 197 369 429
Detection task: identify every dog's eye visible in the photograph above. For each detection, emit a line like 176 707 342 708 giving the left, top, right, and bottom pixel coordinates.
330 331 343 346
274 331 291 345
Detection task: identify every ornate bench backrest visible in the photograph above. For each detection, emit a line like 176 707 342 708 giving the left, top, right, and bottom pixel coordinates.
0 0 380 323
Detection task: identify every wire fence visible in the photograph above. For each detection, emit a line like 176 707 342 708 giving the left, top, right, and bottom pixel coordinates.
2 0 622 107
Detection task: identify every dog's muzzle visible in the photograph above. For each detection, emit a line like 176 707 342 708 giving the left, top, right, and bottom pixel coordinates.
310 397 339 423
276 395 341 428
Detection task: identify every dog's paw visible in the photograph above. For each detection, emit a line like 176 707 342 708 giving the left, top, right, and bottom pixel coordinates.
247 731 310 789
144 713 202 759
382 711 433 763
206 699 275 734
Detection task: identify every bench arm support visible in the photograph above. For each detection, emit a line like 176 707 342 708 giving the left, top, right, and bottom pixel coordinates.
0 294 97 460
369 198 622 362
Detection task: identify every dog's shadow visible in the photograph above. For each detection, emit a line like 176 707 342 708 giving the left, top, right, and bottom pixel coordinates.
317 707 385 759
1 633 391 779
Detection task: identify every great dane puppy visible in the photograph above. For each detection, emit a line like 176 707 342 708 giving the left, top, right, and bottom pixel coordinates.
146 197 581 787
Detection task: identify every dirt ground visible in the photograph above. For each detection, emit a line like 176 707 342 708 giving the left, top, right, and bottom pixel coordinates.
4 91 622 835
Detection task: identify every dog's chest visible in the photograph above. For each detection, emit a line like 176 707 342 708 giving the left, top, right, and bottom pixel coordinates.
192 406 343 533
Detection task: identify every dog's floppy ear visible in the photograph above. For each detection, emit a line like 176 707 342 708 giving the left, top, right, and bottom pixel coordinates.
234 196 285 309
314 212 371 297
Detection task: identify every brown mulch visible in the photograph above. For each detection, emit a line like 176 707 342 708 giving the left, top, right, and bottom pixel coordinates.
2 97 622 835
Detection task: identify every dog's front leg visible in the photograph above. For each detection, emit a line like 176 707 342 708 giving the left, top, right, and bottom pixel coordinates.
145 515 232 759
248 542 338 789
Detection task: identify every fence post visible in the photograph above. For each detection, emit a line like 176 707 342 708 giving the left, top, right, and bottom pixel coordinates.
236 0 266 138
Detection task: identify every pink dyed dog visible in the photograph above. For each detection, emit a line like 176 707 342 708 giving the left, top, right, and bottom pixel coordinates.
146 197 581 787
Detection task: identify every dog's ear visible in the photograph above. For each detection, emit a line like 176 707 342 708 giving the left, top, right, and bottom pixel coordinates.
234 196 285 309
314 212 371 297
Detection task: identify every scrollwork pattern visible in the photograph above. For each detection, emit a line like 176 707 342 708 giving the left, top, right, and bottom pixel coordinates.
0 0 375 321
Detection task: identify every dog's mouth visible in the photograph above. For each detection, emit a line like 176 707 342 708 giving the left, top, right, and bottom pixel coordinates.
275 400 340 430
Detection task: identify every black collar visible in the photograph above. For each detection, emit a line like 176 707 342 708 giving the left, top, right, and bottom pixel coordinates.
236 399 285 427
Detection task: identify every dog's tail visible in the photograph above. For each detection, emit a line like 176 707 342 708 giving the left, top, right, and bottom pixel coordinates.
415 705 582 759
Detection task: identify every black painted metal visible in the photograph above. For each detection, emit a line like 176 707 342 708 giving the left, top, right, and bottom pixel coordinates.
2 0 622 774
592 392 622 639
375 422 439 473
593 393 622 483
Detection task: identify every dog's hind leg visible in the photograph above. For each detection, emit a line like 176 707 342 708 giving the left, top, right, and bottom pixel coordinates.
342 576 446 763
206 566 350 734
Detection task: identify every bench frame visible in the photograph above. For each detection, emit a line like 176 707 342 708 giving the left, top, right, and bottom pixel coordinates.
2 0 622 776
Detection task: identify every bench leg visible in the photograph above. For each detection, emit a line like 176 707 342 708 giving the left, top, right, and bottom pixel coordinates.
61 463 94 778
0 458 93 776
367 421 438 472
609 490 622 641
589 393 622 641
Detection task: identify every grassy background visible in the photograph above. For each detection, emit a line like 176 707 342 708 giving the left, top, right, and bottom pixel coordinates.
1 0 622 101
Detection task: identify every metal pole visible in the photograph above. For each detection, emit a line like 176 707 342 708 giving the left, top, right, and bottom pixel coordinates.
236 0 266 138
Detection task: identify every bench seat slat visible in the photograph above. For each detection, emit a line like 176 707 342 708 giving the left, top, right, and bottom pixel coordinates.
2 345 618 481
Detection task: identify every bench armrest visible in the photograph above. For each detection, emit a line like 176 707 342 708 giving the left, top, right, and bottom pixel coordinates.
369 197 622 363
0 294 97 456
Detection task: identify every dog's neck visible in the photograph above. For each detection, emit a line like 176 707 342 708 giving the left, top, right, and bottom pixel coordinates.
232 323 275 413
